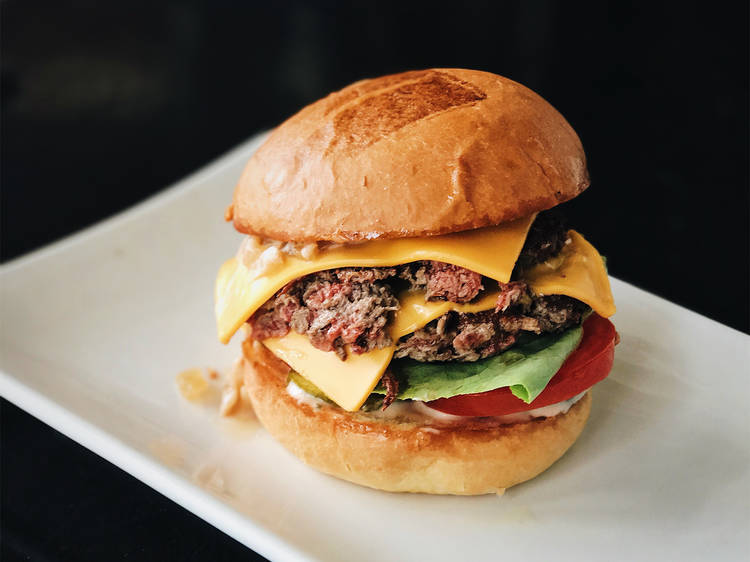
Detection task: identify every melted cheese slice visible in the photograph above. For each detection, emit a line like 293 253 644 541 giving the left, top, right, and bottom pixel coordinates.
215 214 535 343
525 230 616 318
264 332 395 411
391 289 499 339
263 291 500 411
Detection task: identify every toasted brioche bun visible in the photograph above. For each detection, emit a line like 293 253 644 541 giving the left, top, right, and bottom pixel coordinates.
233 68 589 243
241 339 592 495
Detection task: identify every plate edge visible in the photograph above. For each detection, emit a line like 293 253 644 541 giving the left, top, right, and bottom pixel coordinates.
0 368 316 562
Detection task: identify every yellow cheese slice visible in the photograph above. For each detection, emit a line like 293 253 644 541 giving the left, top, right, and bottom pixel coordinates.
524 230 616 318
391 290 499 339
265 292 499 411
215 214 535 343
264 332 395 411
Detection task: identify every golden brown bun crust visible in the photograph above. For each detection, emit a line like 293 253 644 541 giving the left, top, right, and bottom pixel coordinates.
241 340 592 495
233 68 589 243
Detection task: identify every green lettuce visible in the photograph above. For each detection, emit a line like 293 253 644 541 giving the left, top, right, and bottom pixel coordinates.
375 326 582 403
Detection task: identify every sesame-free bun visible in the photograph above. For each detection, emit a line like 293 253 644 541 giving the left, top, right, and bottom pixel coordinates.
233 68 589 243
241 340 591 495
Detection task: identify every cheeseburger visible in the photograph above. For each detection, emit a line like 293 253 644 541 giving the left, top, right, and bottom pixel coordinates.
215 69 616 495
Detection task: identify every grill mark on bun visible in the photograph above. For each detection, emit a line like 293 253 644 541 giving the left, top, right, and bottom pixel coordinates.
329 71 487 151
322 70 436 116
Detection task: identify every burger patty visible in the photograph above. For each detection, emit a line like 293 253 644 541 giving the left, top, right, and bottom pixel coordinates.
247 212 573 360
514 211 568 272
394 289 589 362
249 269 400 360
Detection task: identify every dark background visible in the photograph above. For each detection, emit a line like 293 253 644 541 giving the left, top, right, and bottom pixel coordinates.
1 1 747 560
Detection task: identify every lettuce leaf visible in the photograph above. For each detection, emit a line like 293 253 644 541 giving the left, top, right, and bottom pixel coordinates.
375 326 583 403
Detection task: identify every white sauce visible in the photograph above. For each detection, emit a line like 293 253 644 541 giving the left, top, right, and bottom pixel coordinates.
237 234 383 279
286 379 328 409
236 236 285 279
419 391 587 425
239 235 321 260
285 379 586 425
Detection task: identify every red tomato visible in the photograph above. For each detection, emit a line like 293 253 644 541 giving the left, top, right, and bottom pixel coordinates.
426 314 617 417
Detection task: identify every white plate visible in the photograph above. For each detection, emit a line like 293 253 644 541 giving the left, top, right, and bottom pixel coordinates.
1 133 748 562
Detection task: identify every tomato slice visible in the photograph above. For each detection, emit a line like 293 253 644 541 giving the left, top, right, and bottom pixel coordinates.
426 314 616 417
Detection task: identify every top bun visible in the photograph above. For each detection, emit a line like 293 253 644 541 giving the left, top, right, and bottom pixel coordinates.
233 69 589 243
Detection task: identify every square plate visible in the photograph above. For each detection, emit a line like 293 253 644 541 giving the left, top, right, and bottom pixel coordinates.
2 133 748 561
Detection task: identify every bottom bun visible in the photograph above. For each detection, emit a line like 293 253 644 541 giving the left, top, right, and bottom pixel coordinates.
241 339 592 495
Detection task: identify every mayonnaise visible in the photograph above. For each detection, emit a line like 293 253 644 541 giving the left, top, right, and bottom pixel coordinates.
286 379 328 409
285 378 586 425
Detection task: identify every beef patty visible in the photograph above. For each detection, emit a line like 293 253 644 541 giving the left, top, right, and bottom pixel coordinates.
394 288 589 362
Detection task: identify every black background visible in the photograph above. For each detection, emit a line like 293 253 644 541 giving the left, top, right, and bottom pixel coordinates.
2 1 747 560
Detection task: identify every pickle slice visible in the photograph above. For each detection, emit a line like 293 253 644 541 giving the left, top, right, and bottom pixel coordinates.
288 371 331 402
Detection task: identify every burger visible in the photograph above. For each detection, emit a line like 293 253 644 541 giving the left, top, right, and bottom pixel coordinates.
215 69 616 495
